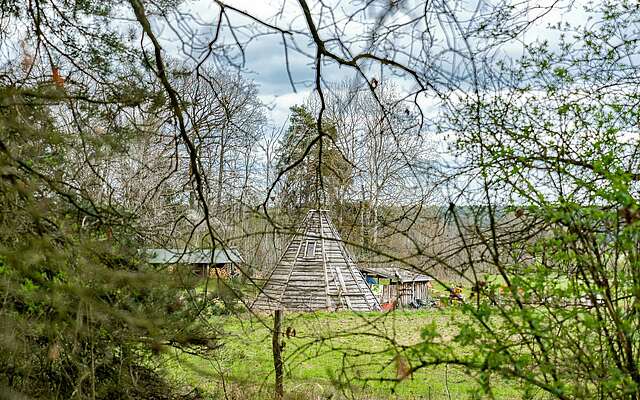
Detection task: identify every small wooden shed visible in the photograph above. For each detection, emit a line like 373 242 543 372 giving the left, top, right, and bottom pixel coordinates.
360 266 433 307
145 248 242 278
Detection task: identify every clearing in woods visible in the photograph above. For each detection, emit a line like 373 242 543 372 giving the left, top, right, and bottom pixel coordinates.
165 309 533 400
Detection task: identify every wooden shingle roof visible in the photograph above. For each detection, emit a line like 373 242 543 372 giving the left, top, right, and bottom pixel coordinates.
252 210 380 312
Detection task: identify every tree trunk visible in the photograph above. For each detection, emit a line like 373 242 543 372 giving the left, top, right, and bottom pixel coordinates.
372 200 378 245
272 309 284 400
217 127 225 209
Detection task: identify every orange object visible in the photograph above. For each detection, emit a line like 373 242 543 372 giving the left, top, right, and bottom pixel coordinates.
381 302 395 311
52 67 64 88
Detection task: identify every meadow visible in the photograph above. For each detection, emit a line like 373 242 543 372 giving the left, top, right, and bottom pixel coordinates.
164 307 537 400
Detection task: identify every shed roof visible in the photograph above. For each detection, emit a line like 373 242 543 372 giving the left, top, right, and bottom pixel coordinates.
145 248 242 265
360 266 432 283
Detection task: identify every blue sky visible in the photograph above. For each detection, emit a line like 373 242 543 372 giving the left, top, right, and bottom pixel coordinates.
156 0 591 129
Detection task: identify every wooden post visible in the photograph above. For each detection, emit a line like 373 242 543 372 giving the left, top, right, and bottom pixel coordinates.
272 309 283 399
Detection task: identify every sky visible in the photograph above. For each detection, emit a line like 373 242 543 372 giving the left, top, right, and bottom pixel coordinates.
145 0 602 206
154 0 593 129
159 0 317 127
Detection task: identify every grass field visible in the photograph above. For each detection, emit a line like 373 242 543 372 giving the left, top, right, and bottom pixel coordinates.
163 307 536 400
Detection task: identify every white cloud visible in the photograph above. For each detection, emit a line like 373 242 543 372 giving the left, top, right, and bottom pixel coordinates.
156 0 608 131
259 90 311 127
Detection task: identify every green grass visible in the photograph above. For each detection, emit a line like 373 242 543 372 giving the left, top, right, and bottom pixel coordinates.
163 309 530 400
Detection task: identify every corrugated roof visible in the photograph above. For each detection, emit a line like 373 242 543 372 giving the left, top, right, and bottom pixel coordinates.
359 266 432 283
144 248 242 264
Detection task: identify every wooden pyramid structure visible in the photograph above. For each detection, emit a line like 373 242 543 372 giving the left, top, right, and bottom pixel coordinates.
252 210 380 312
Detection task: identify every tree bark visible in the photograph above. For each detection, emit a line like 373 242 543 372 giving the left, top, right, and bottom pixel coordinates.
217 127 225 209
272 309 284 400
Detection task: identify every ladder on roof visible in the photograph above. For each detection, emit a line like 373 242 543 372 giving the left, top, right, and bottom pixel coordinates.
320 210 370 309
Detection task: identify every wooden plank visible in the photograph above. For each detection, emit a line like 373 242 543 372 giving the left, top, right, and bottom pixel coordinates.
319 212 332 309
276 236 305 306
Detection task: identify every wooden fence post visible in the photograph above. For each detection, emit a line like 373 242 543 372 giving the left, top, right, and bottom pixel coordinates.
272 309 283 399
